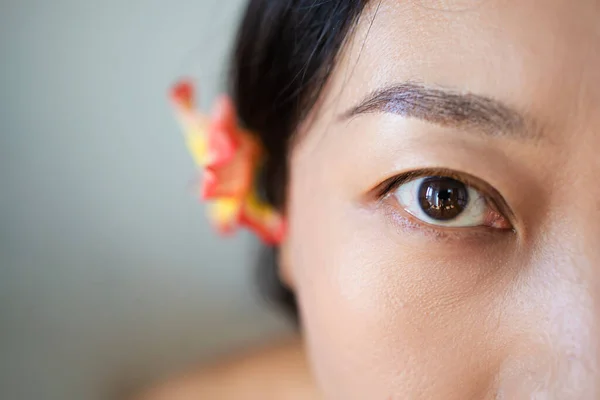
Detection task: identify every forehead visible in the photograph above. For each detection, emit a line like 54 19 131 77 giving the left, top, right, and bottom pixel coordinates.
329 0 600 137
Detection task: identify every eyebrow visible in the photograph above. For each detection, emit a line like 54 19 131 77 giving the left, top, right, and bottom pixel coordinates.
341 82 531 138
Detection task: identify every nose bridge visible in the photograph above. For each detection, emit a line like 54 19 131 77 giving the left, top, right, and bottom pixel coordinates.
529 226 600 397
574 145 600 380
552 130 600 288
507 84 600 397
568 141 600 280
537 146 600 394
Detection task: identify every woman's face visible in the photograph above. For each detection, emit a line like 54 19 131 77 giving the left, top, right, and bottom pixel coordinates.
282 0 600 398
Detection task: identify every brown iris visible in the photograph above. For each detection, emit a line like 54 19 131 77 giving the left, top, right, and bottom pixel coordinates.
418 177 469 221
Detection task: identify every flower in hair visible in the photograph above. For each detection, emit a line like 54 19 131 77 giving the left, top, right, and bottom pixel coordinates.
170 80 285 245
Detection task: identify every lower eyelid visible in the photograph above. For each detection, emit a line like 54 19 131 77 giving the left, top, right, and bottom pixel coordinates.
379 197 512 242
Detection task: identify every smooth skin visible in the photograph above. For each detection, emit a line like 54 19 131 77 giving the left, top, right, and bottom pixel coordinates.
143 0 600 398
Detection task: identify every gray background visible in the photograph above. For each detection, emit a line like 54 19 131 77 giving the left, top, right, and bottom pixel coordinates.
0 1 291 399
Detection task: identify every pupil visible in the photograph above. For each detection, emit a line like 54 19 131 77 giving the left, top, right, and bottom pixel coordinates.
418 177 469 221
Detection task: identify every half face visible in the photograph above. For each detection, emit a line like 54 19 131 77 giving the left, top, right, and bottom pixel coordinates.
282 0 600 398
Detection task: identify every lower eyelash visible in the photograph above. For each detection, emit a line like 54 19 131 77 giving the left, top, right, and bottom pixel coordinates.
380 194 514 242
381 195 455 239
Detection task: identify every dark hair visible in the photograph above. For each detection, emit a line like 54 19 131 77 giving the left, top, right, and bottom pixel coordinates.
229 0 370 321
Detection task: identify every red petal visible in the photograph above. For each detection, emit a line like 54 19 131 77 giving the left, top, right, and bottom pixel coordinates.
207 96 239 167
171 80 195 108
203 164 252 199
207 127 237 167
239 208 286 245
201 169 218 200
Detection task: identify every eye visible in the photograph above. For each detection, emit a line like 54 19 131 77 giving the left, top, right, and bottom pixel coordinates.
392 176 511 229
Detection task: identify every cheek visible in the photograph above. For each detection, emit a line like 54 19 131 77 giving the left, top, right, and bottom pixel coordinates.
285 163 513 398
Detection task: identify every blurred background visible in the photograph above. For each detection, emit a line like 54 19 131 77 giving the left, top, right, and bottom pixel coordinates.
0 1 292 399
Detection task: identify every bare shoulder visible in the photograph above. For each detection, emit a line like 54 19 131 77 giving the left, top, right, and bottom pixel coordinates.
136 336 319 400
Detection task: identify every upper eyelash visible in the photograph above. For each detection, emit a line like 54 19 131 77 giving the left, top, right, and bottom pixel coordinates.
376 171 422 197
378 168 493 198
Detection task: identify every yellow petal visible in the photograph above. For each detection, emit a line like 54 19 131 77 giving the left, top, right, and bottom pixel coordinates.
185 130 209 166
209 198 242 226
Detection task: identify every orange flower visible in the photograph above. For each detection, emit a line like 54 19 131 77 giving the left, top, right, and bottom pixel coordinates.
170 80 285 245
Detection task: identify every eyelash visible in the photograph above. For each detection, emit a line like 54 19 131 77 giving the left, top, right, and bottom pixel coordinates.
375 168 514 232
